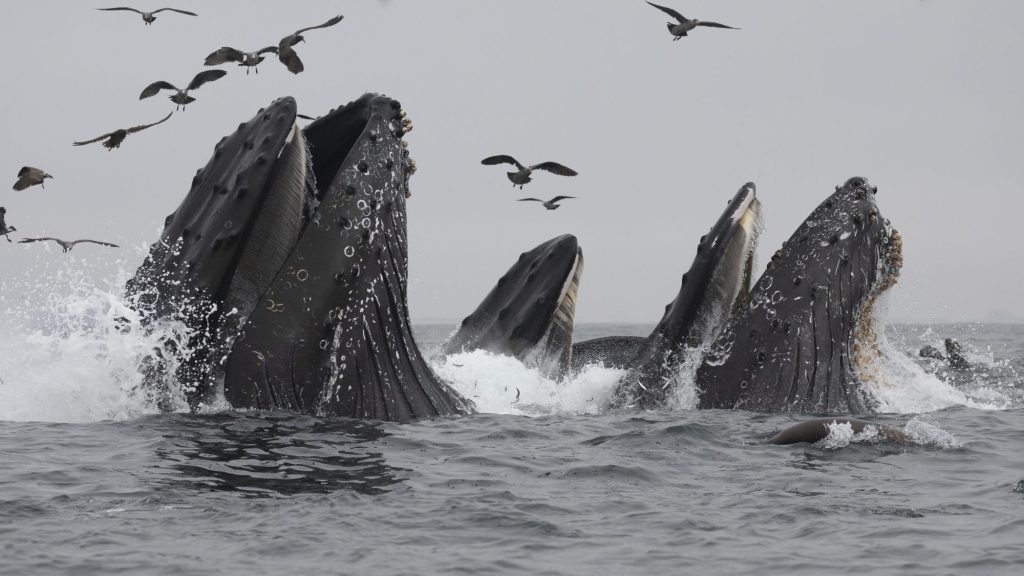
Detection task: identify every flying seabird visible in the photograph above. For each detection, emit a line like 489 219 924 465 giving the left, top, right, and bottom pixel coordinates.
277 15 345 74
204 46 279 74
645 2 739 40
139 70 227 110
481 155 578 189
97 7 197 25
18 237 120 253
73 112 173 150
517 196 576 210
12 166 53 191
0 207 16 242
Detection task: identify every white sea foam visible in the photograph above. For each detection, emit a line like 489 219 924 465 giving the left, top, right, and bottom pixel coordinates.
433 350 624 416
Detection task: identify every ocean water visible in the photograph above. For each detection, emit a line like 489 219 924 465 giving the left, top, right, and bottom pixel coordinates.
1 275 1023 574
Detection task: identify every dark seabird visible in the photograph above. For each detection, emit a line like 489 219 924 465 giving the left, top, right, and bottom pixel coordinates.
73 112 173 150
645 2 739 40
0 207 15 242
481 155 578 189
97 7 197 25
12 166 53 191
277 15 345 74
19 237 120 253
517 196 576 210
140 70 227 110
204 46 279 74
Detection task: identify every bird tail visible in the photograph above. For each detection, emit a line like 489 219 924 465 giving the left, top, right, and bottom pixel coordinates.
506 172 517 182
666 22 674 31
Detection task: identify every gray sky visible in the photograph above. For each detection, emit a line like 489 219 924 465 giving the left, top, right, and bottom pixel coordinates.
2 1 1022 324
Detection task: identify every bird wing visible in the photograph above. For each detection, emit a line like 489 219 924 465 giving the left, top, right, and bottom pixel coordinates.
187 69 227 90
549 196 576 203
139 81 178 99
482 155 524 170
531 162 578 177
257 45 279 55
517 198 543 203
646 2 686 23
73 240 121 248
73 130 118 146
12 179 30 191
18 237 59 245
17 167 33 177
204 47 245 65
97 7 144 14
152 8 198 16
696 21 739 29
126 112 174 135
278 48 304 74
294 15 345 35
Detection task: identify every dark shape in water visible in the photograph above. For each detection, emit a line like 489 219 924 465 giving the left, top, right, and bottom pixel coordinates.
766 417 907 445
570 336 646 373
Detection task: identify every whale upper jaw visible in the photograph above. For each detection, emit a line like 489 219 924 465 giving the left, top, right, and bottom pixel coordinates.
697 177 902 414
128 94 470 420
442 234 583 379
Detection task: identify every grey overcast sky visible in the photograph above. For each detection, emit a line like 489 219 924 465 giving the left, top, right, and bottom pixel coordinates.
1 1 1022 324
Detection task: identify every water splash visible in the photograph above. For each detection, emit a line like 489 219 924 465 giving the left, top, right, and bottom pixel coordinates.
860 299 1011 413
0 255 195 423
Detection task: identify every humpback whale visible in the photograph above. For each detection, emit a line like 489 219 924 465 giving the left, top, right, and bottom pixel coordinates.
696 177 902 413
441 235 583 379
127 93 471 421
611 183 763 408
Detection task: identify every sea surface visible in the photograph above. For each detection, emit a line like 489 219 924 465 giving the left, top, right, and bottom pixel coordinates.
1 294 1023 574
